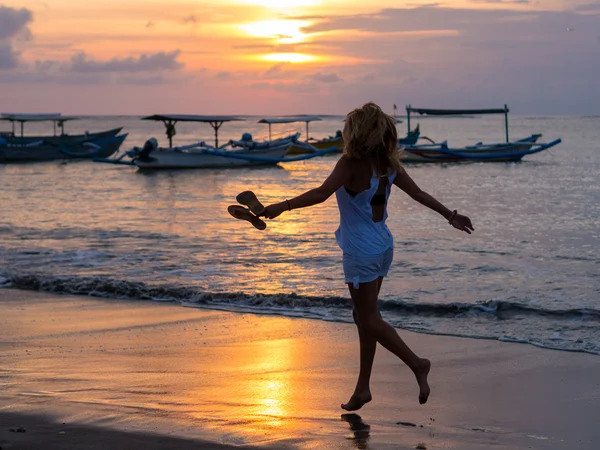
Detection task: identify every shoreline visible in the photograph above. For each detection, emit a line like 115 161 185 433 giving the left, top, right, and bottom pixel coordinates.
2 277 599 356
1 289 599 449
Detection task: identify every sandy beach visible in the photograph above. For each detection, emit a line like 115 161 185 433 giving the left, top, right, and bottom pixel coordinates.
1 289 599 449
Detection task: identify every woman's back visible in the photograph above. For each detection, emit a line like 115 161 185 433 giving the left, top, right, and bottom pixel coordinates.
335 157 397 256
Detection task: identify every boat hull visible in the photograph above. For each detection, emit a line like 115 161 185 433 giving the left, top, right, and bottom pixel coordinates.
135 144 291 169
286 128 419 156
0 134 126 163
288 138 344 155
0 128 123 145
401 135 542 163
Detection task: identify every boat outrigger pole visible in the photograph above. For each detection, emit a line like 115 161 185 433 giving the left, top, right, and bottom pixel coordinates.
406 104 512 143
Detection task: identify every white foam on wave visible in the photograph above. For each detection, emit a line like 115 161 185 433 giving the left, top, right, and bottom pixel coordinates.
3 271 600 356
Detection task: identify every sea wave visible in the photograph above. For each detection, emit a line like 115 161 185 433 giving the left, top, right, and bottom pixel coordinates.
2 272 599 356
3 272 599 320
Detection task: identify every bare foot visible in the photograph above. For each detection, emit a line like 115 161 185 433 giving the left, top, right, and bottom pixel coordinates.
415 358 431 405
341 390 372 411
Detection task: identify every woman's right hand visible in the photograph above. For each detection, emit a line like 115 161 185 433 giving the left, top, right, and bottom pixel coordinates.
450 214 474 234
262 202 288 219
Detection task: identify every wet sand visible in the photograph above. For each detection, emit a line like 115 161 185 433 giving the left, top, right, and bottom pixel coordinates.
1 289 599 449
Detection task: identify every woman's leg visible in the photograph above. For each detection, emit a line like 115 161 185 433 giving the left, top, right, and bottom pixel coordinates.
341 277 384 411
350 279 431 405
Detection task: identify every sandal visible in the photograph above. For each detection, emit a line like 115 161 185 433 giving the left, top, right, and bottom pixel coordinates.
236 191 265 216
227 205 267 230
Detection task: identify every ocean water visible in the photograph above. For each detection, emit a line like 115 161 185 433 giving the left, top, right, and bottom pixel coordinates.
1 115 599 354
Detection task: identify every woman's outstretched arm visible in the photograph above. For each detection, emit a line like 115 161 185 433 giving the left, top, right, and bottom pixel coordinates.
262 156 351 219
394 167 474 234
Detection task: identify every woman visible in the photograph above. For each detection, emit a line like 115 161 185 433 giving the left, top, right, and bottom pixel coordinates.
261 102 474 411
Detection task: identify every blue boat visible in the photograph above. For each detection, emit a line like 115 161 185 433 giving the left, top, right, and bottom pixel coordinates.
400 105 562 162
0 134 128 163
0 114 122 145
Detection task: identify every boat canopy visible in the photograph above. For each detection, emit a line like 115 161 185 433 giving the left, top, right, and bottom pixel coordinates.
258 116 322 125
406 107 509 116
142 114 244 123
142 115 245 147
0 114 79 122
0 114 80 138
258 116 322 141
406 104 511 143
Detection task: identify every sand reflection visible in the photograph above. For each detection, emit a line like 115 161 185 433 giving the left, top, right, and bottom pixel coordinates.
244 339 295 430
342 414 371 449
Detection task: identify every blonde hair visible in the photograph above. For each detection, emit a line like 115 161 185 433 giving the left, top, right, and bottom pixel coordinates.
343 102 402 175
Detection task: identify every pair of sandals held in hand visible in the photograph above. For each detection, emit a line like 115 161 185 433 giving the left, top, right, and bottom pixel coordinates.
228 191 268 230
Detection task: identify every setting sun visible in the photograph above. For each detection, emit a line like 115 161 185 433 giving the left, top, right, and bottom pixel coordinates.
240 20 310 44
262 53 317 63
238 0 320 7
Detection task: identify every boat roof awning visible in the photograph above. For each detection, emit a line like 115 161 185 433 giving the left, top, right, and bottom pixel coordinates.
407 107 509 116
142 115 244 148
258 116 322 124
142 114 244 123
0 114 79 122
405 104 512 143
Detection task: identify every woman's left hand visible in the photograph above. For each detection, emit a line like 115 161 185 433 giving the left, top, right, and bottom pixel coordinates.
262 202 288 219
450 214 474 234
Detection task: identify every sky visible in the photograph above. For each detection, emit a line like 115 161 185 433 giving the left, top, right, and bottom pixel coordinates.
1 0 599 115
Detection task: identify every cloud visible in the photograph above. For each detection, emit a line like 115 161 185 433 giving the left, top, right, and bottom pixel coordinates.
5 50 187 84
0 44 19 69
265 63 288 76
263 63 299 80
2 2 600 114
573 3 600 12
474 0 529 3
0 6 33 69
308 72 342 83
0 68 193 86
249 81 271 89
183 15 197 25
68 51 183 73
0 6 33 40
289 4 600 114
248 81 323 94
272 81 322 93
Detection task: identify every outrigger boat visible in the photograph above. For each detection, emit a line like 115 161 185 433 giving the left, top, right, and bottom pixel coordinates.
94 114 341 170
0 114 122 145
257 116 422 155
0 114 127 163
95 115 291 170
258 116 344 155
400 105 562 163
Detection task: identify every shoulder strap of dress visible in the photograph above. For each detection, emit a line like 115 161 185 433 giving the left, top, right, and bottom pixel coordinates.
388 170 398 185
